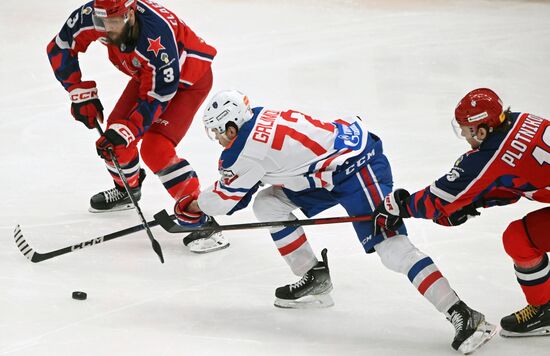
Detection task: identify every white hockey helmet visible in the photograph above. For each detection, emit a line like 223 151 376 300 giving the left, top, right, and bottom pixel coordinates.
202 90 253 140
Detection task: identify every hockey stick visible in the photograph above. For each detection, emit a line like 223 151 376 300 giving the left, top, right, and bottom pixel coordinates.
13 214 176 263
153 209 373 234
96 123 164 263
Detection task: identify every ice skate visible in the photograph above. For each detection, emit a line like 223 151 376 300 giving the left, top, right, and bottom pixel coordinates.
182 216 229 254
274 248 333 309
89 186 142 213
89 169 145 213
500 301 550 337
446 301 497 354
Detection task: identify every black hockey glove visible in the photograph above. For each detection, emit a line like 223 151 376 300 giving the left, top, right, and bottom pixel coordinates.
434 204 481 227
373 189 411 235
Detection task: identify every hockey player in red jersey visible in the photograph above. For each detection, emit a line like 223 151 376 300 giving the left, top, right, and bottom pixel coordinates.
173 90 496 354
374 88 550 337
47 0 228 253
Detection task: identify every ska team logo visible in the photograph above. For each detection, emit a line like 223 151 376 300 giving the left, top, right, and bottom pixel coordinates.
334 122 363 150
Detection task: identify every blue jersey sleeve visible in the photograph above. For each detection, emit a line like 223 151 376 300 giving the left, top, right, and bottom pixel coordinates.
47 2 98 90
127 15 181 132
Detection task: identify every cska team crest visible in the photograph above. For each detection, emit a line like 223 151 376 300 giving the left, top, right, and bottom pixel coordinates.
147 36 165 56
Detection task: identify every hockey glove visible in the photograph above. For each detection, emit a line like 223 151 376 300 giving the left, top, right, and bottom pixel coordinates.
68 81 104 129
174 194 208 227
434 204 481 227
373 189 411 235
95 126 131 160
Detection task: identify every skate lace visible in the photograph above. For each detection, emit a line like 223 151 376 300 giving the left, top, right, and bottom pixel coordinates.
289 274 310 291
103 188 126 203
450 311 464 333
515 305 540 323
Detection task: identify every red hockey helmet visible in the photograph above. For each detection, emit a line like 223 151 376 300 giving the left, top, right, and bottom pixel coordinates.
93 0 136 18
454 88 504 129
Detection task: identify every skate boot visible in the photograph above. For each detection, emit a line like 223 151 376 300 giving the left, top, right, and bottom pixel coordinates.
500 301 550 337
182 216 229 254
446 301 497 354
89 169 145 213
274 248 333 309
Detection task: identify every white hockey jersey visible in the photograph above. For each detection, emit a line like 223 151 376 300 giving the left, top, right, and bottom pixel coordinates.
198 107 370 216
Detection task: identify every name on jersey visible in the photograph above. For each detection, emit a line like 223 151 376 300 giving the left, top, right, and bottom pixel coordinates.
141 0 183 26
252 110 279 143
501 115 544 167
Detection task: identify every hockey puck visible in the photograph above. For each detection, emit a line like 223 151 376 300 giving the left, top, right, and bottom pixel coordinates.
72 291 87 300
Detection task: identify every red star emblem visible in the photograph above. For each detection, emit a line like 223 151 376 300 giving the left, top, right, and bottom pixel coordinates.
147 36 165 56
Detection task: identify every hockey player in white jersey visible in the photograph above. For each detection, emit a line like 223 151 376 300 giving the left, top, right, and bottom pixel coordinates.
174 90 496 354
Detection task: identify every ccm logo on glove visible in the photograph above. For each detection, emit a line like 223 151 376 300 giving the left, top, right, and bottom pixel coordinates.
70 88 98 103
109 124 135 145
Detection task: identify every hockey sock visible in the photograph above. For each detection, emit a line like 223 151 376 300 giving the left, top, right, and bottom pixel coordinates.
270 223 317 276
105 153 141 189
407 256 460 313
514 254 550 306
376 236 459 313
156 159 199 199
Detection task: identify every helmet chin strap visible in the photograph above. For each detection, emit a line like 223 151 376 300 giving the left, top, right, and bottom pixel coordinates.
217 132 232 147
470 125 492 144
472 135 484 144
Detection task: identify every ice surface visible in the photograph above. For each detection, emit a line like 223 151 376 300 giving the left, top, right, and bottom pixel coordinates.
1 0 549 355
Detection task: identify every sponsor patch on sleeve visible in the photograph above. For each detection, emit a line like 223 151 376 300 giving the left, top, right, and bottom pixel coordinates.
334 122 363 150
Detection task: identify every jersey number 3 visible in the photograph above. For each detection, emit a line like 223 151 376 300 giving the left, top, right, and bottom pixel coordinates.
163 68 174 83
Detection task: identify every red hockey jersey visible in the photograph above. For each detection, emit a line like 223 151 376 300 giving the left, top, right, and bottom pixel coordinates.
47 0 216 134
406 112 550 219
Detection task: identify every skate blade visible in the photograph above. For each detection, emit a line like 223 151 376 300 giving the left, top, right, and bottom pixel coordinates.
459 321 497 355
189 241 230 254
88 204 135 213
274 293 334 309
499 327 550 338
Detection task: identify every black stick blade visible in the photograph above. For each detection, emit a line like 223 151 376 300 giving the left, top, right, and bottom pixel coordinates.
154 210 182 233
147 230 165 263
153 210 205 233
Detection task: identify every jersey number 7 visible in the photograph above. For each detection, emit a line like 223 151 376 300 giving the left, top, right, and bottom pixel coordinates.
271 110 334 156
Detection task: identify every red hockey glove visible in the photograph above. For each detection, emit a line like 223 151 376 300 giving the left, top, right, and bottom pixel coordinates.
174 194 207 227
95 126 131 160
373 189 411 235
434 204 481 227
68 81 104 129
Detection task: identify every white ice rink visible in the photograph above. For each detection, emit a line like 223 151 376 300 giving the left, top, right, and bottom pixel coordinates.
1 0 549 355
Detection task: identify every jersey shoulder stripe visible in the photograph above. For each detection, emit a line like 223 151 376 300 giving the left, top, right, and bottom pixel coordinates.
135 2 180 62
185 48 215 61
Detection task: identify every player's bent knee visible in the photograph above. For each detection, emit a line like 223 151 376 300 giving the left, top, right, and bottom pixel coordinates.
524 207 550 251
376 235 423 273
502 219 530 259
140 132 177 173
253 187 292 221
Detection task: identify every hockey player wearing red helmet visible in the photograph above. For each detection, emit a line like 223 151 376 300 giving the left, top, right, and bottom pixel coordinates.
374 88 550 337
452 88 507 149
47 0 228 253
92 0 138 46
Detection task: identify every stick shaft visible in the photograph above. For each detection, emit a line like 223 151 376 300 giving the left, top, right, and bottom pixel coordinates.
95 123 164 263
